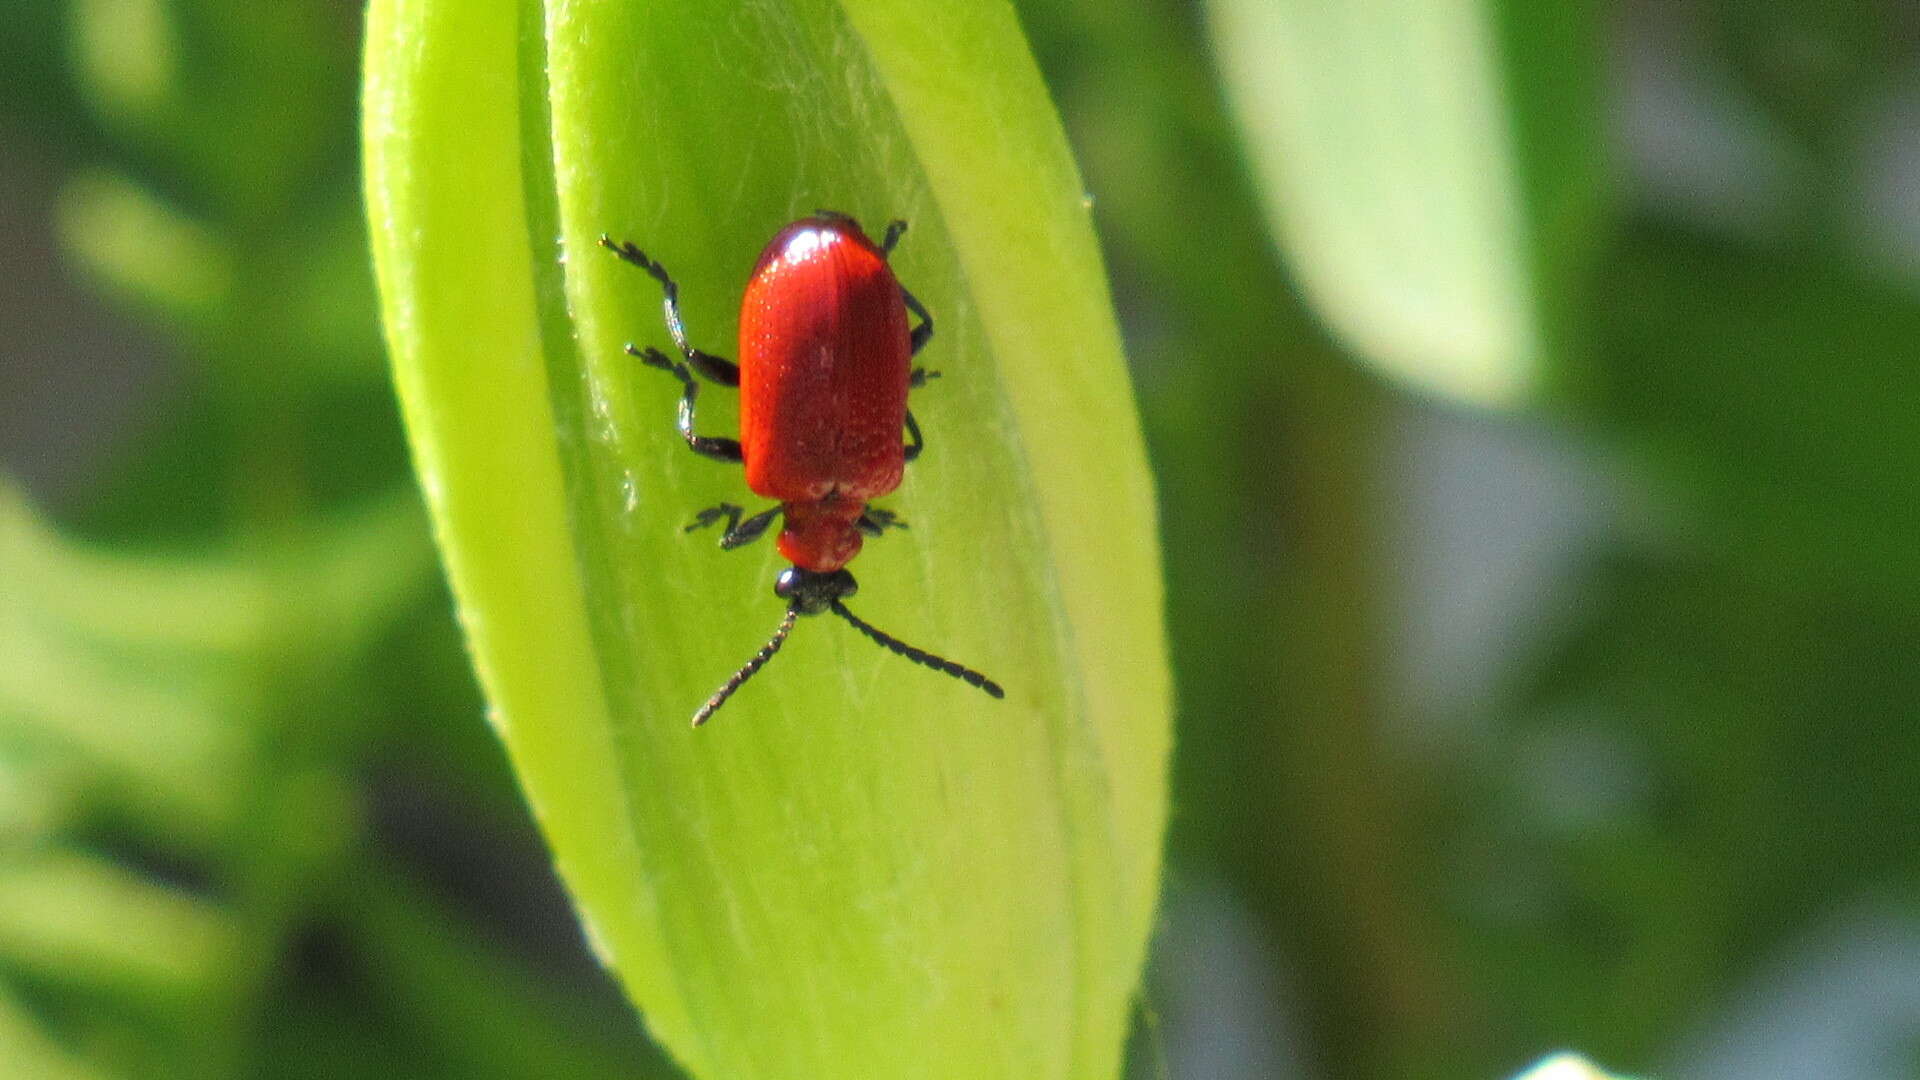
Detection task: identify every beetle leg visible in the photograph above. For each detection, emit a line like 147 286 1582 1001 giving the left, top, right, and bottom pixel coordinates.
685 350 739 387
687 502 781 549
721 505 782 549
902 285 934 357
599 235 740 386
902 408 925 463
909 367 941 389
857 507 908 537
684 502 742 534
864 221 933 354
630 345 743 463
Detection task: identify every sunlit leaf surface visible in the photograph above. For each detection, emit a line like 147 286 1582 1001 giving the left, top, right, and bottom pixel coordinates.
363 2 1171 1077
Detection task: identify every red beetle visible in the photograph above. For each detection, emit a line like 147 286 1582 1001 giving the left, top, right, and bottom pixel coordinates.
600 212 1004 726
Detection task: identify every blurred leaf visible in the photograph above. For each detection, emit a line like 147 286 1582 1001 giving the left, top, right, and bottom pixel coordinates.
68 0 350 223
1596 225 1920 597
340 862 676 1080
0 755 84 847
0 480 432 843
1712 0 1909 153
13 0 708 1073
71 0 178 120
0 986 112 1080
1445 550 1920 1064
1022 1 1470 1074
1 482 254 836
0 848 237 1008
1204 0 1608 406
58 169 232 325
0 1 92 143
279 205 390 382
363 1 1170 1077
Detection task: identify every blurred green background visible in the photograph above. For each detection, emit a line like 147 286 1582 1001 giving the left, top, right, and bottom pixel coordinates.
3 1 1918 1078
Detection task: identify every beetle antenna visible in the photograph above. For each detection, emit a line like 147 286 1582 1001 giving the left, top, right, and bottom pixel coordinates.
693 605 801 727
828 600 1005 700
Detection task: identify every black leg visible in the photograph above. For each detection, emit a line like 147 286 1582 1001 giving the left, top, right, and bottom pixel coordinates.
857 507 908 537
909 367 941 389
599 235 740 386
629 345 742 463
877 220 933 356
685 503 742 534
903 409 925 463
902 286 933 357
686 502 782 549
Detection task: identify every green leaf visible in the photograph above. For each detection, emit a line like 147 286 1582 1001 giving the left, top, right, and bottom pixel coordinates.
362 2 1169 1079
1204 0 1608 406
340 861 675 1080
0 480 432 844
58 169 232 324
0 985 112 1080
1596 226 1920 597
0 848 238 1009
1466 551 1920 1062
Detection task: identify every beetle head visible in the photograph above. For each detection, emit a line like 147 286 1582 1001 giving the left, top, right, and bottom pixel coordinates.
774 566 858 615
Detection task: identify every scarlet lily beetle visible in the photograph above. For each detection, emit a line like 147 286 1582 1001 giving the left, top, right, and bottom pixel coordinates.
599 212 1005 726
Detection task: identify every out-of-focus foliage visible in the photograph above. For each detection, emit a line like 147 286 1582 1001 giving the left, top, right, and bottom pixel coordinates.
1019 1 1920 1079
0 1 674 1076
3 0 1918 1078
1204 0 1607 407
